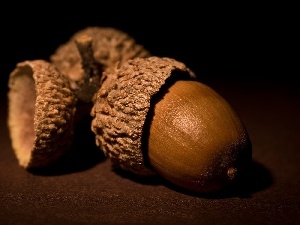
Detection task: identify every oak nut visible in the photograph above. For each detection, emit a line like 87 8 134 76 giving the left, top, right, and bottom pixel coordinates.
91 56 252 193
7 60 77 169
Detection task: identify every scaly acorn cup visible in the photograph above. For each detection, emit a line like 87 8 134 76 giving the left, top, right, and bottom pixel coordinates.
7 60 77 169
91 56 252 193
51 26 151 103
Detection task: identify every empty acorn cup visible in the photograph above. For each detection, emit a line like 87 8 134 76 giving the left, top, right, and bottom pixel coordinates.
7 60 77 169
51 26 151 103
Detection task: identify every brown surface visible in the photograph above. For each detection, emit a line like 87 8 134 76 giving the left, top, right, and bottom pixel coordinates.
1 77 299 225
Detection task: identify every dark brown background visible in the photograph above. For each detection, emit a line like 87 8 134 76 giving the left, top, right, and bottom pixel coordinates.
1 3 298 225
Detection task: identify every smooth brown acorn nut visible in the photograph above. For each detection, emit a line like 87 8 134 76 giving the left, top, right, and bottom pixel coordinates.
7 60 77 169
91 56 252 193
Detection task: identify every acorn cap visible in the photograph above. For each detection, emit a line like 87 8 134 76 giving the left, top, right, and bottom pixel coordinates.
91 56 195 175
50 26 151 91
7 60 77 168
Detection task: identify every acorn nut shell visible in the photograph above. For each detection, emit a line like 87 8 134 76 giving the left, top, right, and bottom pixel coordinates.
7 60 77 169
148 79 252 193
91 56 252 193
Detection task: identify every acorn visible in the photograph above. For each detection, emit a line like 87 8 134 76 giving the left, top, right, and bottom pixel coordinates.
7 60 77 168
91 56 252 193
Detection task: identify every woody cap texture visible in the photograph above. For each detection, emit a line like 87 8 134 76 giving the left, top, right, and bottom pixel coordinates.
51 26 151 102
7 60 77 168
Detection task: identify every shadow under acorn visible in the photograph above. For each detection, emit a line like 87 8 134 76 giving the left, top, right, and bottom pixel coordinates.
28 109 273 197
29 114 106 176
114 160 273 198
184 160 273 199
